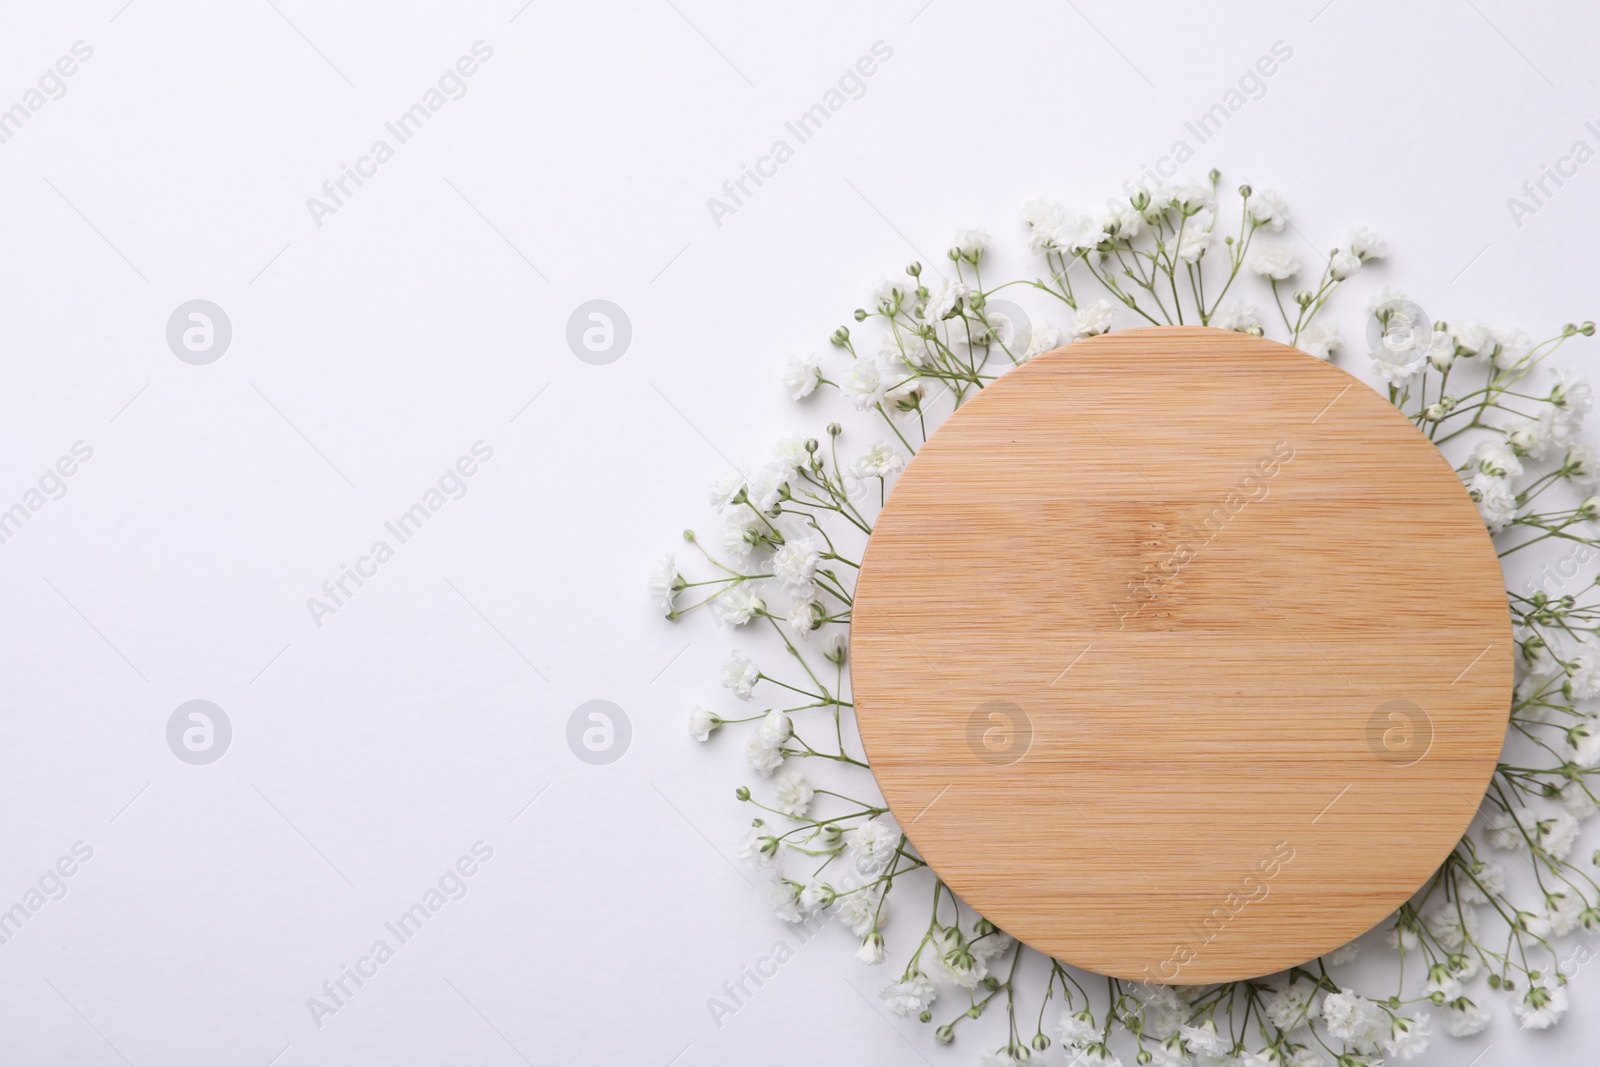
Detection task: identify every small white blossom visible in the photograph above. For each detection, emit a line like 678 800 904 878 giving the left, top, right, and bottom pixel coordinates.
1513 974 1568 1029
766 875 803 922
1297 321 1341 361
1070 299 1117 340
1330 247 1361 280
689 705 719 741
771 536 821 592
1211 299 1260 332
720 650 760 697
880 973 937 1017
1250 243 1301 280
951 227 989 260
648 555 681 615
849 818 899 874
773 770 813 817
1350 226 1387 260
782 355 821 400
853 441 907 480
1246 188 1288 230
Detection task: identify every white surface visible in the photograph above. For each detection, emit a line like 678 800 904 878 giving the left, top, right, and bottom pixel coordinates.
0 0 1597 1064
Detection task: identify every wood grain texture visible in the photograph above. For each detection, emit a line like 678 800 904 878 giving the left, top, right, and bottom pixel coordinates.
850 326 1511 983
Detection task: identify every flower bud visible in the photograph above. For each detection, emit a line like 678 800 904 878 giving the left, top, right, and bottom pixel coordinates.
735 786 751 801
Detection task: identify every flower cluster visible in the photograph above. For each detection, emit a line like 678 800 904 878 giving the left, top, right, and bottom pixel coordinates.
654 171 1597 1065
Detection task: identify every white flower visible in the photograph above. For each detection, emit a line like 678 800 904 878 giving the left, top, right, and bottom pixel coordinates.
977 1050 1021 1067
688 705 719 741
782 355 821 400
767 875 803 922
932 927 988 988
1455 321 1497 357
1329 248 1361 280
648 555 681 615
1506 416 1553 459
1178 1020 1223 1055
1022 197 1068 253
1211 299 1260 332
1421 899 1478 951
1560 779 1598 820
756 708 791 749
1103 202 1143 240
836 891 884 937
1069 299 1117 340
1265 977 1317 1029
773 770 813 817
1513 974 1568 1029
1553 366 1594 416
1057 213 1109 254
883 325 932 368
1383 1013 1432 1061
853 441 906 480
840 358 888 410
951 227 989 259
772 435 810 471
927 278 969 320
720 650 761 697
708 470 744 510
771 536 821 592
849 818 899 874
1021 320 1061 361
1468 474 1517 532
1297 321 1341 361
738 824 777 867
1544 890 1586 935
1246 189 1288 231
721 510 761 560
747 732 785 776
1325 939 1362 965
880 973 937 1017
1563 443 1600 489
1540 810 1582 859
1321 988 1387 1050
714 583 766 626
1056 1011 1097 1048
785 597 821 638
855 931 886 965
1250 243 1301 280
1472 438 1523 479
1350 226 1387 260
1446 999 1491 1037
746 461 791 511
1458 860 1505 902
821 631 847 664
1173 209 1214 264
873 278 910 312
1565 715 1600 761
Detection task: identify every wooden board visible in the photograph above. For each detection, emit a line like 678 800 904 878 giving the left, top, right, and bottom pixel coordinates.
850 326 1511 983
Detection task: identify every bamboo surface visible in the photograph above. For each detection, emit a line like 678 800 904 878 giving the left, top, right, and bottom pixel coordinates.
850 326 1512 983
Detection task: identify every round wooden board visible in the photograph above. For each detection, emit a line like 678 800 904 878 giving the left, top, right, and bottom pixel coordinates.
850 326 1511 984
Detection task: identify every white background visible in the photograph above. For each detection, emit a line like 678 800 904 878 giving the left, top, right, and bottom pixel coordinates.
1 0 1598 1064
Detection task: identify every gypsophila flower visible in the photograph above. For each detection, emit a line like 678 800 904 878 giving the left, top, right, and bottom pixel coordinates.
1021 197 1068 253
709 471 743 510
1469 475 1517 532
739 823 778 867
1211 299 1260 332
648 555 682 615
783 355 822 400
1330 247 1361 280
1513 974 1568 1029
927 278 969 320
853 441 906 480
840 358 888 410
951 227 989 260
786 596 822 637
1383 1014 1432 1061
773 770 813 817
1250 243 1301 280
720 650 760 697
1246 188 1288 230
689 705 719 742
1321 989 1387 1050
771 536 821 592
1265 977 1318 1029
880 973 937 1017
856 930 886 965
1021 320 1062 360
1174 209 1214 264
1445 999 1491 1037
772 435 810 471
1297 321 1341 361
849 818 899 874
1351 226 1387 260
746 461 791 511
836 891 884 937
1070 299 1117 340
767 875 803 922
1472 437 1524 479
1179 1020 1224 1055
